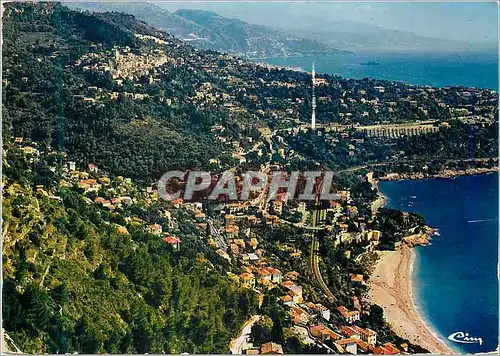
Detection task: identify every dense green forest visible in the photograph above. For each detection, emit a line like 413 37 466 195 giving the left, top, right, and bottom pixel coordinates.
3 148 257 354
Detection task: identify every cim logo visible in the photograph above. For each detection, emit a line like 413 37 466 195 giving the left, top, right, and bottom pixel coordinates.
448 331 484 345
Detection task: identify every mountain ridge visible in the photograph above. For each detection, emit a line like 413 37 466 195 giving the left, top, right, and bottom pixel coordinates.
65 2 342 57
281 19 497 52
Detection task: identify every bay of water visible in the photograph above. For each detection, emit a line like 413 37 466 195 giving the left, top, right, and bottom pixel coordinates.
260 51 498 90
379 173 499 354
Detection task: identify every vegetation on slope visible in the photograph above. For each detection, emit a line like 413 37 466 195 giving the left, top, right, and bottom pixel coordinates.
2 148 257 354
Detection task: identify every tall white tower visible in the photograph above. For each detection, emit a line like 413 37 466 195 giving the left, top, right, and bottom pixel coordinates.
311 62 316 130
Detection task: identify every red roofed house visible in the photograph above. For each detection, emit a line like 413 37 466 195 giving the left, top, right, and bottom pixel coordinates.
245 348 260 355
281 281 303 303
230 243 240 256
310 324 342 342
284 271 300 280
195 211 206 220
261 342 283 355
337 306 361 324
291 306 310 325
171 197 184 208
342 325 377 347
163 235 180 250
111 197 121 205
350 273 365 286
233 239 246 248
336 338 358 354
148 224 163 235
374 342 400 355
257 267 282 283
281 280 294 288
400 343 408 352
239 272 255 289
101 200 112 209
355 339 371 353
355 326 377 346
79 179 100 192
280 294 293 307
115 225 129 235
225 214 236 225
315 303 331 321
249 237 258 249
341 326 361 339
258 278 275 291
226 225 239 239
271 268 282 284
383 343 400 354
257 267 272 281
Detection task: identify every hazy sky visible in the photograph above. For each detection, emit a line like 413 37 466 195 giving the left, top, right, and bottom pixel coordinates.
155 1 498 44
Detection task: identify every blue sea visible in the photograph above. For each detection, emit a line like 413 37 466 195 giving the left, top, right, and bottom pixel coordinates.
260 51 498 90
379 173 499 354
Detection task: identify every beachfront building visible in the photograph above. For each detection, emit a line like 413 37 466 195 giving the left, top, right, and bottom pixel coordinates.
374 342 400 355
367 230 381 246
350 274 365 286
342 325 377 346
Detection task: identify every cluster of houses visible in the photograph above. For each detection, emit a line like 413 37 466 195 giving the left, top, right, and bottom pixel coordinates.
239 289 406 355
204 203 399 354
76 40 176 83
8 138 190 252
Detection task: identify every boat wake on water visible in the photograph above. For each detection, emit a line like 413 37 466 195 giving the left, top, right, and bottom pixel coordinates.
468 218 498 223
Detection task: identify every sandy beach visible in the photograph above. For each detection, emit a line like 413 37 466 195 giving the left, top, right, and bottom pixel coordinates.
371 192 386 215
369 247 454 354
370 179 387 215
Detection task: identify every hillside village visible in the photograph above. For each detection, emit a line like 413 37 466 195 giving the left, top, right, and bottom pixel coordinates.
72 34 497 131
26 17 496 176
4 136 435 355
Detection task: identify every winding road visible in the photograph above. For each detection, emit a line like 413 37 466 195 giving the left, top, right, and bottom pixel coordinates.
229 315 261 354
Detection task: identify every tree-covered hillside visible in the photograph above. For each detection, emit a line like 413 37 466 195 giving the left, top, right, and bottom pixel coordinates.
2 2 230 182
66 2 339 58
2 146 257 354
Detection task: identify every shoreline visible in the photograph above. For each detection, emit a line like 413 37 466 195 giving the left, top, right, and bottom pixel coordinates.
370 178 387 215
379 166 498 181
371 168 498 214
368 247 454 354
368 175 457 354
251 60 306 73
369 171 498 354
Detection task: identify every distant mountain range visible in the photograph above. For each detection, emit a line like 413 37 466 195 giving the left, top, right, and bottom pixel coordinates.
66 2 494 56
66 2 342 58
290 20 494 53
